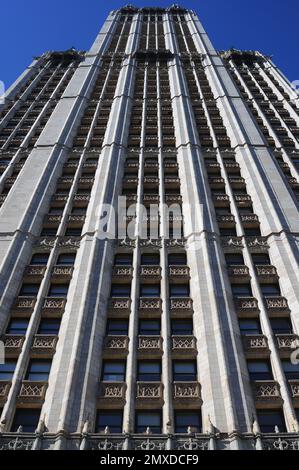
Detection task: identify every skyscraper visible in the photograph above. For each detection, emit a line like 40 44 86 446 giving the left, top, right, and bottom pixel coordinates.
0 3 299 451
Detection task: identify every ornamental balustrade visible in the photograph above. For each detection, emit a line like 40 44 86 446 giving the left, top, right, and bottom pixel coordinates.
172 335 197 350
235 297 259 312
112 266 133 278
221 236 243 248
276 334 299 350
18 381 48 401
173 382 201 400
216 214 235 224
139 297 162 311
4 335 25 350
289 381 299 399
13 296 36 311
32 335 58 351
246 237 269 249
242 335 268 350
228 265 250 277
138 335 163 350
169 266 190 278
104 336 129 350
73 194 90 202
109 298 131 312
256 265 278 278
0 381 11 400
0 437 34 451
265 297 289 311
24 265 47 277
99 382 126 399
42 297 66 312
68 215 85 223
253 381 282 401
169 297 193 313
136 382 163 399
140 266 161 277
263 437 299 451
52 265 74 277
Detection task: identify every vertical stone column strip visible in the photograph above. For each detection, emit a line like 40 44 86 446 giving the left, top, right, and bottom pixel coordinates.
164 12 253 440
42 13 141 441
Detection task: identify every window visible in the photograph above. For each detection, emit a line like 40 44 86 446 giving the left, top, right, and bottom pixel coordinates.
168 253 186 265
102 362 126 381
25 360 52 381
260 284 281 296
110 284 131 297
219 228 237 237
49 207 63 214
65 228 82 236
37 319 61 335
231 284 252 297
11 409 41 433
30 253 49 265
20 284 40 296
137 362 161 381
171 320 193 335
114 253 133 265
57 253 76 265
225 253 244 265
281 360 299 380
71 207 86 215
139 320 160 335
140 284 160 297
141 253 160 265
239 319 262 335
6 318 29 335
0 360 16 380
251 254 271 265
106 320 128 335
175 411 202 433
40 228 57 236
247 361 273 381
244 228 261 236
169 284 189 297
257 410 286 433
95 411 123 433
173 361 197 381
136 411 161 434
270 318 293 335
48 284 69 297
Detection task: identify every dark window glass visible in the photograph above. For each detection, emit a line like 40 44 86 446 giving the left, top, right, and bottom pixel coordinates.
247 361 273 381
137 362 161 381
11 409 41 433
257 410 286 433
102 362 126 381
225 254 244 265
252 254 271 265
140 284 160 297
20 284 40 296
231 284 252 297
49 207 63 214
48 284 69 297
173 361 197 381
141 253 160 265
30 253 49 265
71 208 86 215
260 284 281 296
270 318 293 335
239 319 262 335
65 228 82 236
281 360 299 380
0 360 16 380
106 320 128 335
244 228 261 236
6 319 29 335
169 284 189 297
171 320 193 335
40 228 57 236
168 253 186 265
95 411 123 433
57 253 76 265
37 319 61 335
219 228 237 237
136 411 161 434
25 360 51 381
111 284 131 297
175 411 202 433
114 254 133 265
139 320 160 335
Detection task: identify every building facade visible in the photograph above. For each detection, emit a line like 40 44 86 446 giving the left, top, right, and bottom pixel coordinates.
0 3 299 450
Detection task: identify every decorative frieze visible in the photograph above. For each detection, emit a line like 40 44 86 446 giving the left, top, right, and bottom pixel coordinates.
253 380 282 404
18 381 48 402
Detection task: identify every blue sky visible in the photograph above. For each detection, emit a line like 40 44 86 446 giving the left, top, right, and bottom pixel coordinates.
1 0 298 89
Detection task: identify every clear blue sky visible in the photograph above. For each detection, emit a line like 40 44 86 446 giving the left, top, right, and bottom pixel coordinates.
1 0 298 89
